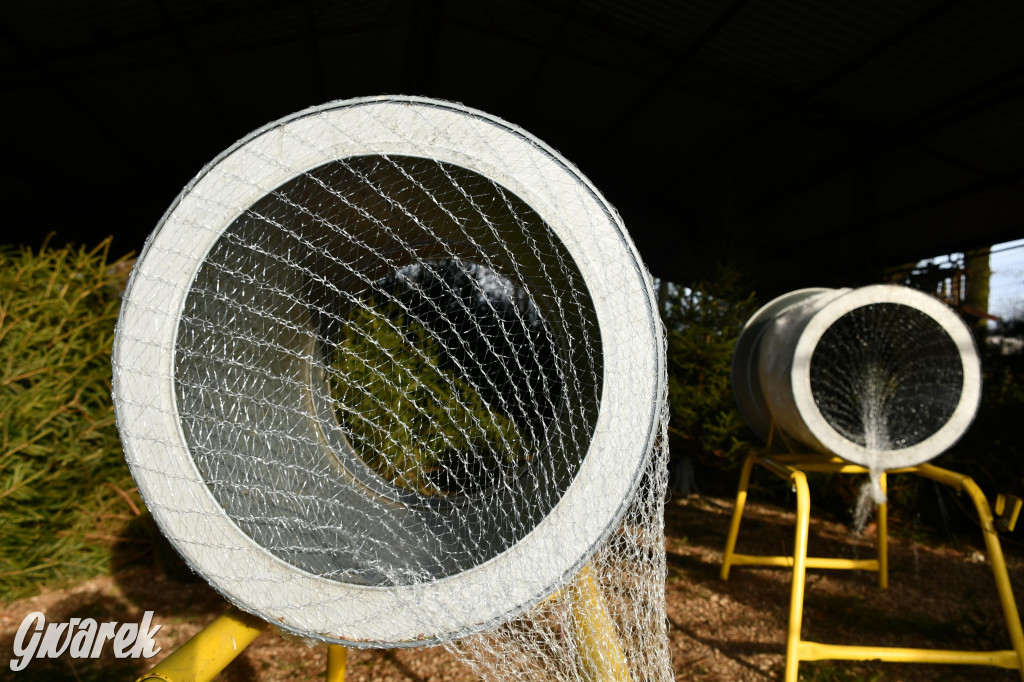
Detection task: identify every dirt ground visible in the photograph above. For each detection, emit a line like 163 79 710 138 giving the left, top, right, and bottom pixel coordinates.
3 493 1023 681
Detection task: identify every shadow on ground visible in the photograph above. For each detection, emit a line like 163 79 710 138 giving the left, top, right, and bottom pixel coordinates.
2 493 1022 680
663 492 1024 681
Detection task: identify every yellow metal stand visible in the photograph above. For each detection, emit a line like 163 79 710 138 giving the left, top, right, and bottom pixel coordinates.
721 450 1024 681
136 606 267 682
326 644 348 682
568 565 633 681
136 563 630 681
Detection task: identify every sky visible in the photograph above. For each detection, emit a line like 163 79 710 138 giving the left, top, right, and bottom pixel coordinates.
913 238 1024 328
989 239 1024 325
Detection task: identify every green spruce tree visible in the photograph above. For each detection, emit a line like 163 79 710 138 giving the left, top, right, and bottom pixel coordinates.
329 298 528 496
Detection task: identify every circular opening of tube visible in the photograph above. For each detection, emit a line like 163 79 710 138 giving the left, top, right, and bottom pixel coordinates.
789 284 981 469
174 155 597 586
809 302 964 451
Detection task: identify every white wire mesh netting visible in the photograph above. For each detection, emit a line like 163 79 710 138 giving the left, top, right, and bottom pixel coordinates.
808 302 966 454
112 96 672 679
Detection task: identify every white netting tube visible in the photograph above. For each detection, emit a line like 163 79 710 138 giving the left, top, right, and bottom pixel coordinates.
732 284 982 471
112 95 671 679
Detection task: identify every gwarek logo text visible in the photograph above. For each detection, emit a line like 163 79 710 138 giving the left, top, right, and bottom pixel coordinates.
9 611 162 672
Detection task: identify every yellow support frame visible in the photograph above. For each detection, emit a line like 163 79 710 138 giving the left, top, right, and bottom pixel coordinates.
136 606 266 682
136 563 631 682
720 450 1024 682
567 565 633 681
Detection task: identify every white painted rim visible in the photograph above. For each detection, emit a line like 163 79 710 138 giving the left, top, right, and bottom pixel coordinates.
731 288 832 440
790 284 981 469
112 96 664 645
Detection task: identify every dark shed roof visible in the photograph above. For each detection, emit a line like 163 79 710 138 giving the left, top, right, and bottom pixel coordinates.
2 0 1022 295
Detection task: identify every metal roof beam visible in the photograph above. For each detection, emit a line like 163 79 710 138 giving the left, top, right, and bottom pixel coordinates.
0 14 403 93
510 0 984 182
153 0 230 134
516 0 783 101
514 0 579 113
304 0 325 101
590 0 753 154
869 168 1024 227
686 0 965 175
405 0 442 93
740 64 1024 221
0 19 145 168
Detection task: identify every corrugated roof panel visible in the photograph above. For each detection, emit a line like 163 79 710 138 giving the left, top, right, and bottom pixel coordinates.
824 0 1024 124
201 40 331 108
712 116 852 196
600 86 754 164
881 183 1024 258
699 0 931 91
918 96 1024 175
184 6 306 50
2 0 1022 289
756 170 858 239
2 0 168 51
435 22 615 118
581 0 729 49
1 5 167 90
521 45 649 125
449 0 556 46
317 33 411 96
871 147 985 215
545 22 638 71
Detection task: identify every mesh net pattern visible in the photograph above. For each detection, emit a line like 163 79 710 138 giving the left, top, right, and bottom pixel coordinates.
113 98 671 679
174 155 601 585
809 302 963 453
445 431 671 681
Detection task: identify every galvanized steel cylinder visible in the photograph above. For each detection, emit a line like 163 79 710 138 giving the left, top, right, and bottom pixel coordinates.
732 284 981 469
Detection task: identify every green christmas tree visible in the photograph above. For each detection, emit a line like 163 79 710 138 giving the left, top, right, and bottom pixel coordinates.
662 267 759 479
329 298 529 496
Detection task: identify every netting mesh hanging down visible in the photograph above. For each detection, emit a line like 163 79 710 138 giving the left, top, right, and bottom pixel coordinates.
112 96 672 679
808 302 964 453
731 285 982 477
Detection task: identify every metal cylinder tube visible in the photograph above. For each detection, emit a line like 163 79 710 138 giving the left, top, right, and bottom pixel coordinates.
732 284 981 469
112 96 665 647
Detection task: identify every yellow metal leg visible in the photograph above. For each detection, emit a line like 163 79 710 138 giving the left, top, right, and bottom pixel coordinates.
995 494 1023 532
723 454 1024 681
721 452 758 581
327 644 348 682
913 463 1024 678
797 640 1020 668
136 606 266 682
568 564 633 682
962 475 1024 679
877 472 888 590
784 470 811 682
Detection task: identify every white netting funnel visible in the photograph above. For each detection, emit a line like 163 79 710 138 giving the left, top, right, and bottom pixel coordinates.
732 284 982 471
112 96 671 677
